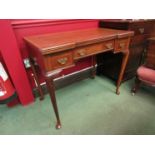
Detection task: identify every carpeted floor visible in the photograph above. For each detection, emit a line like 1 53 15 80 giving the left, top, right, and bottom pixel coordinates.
0 75 155 135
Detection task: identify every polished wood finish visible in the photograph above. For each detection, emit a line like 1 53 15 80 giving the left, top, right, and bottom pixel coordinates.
43 50 74 71
98 20 155 81
114 38 130 52
45 77 61 129
24 28 133 128
74 40 115 59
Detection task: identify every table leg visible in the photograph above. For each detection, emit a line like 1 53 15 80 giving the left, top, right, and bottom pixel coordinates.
30 59 44 100
91 56 96 79
116 50 129 95
45 77 61 129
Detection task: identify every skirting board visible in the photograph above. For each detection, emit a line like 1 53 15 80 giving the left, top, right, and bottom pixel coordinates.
33 66 95 98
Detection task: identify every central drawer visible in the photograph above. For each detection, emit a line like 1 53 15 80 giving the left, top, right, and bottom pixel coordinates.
74 40 115 60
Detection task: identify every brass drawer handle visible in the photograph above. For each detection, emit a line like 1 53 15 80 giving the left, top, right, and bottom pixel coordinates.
78 49 86 56
139 28 144 34
57 57 68 65
105 43 113 49
119 43 125 49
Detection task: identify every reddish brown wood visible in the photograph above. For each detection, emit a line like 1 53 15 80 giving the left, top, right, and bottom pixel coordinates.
43 50 74 72
24 28 133 128
45 77 61 129
24 28 133 54
114 38 130 52
116 50 129 95
73 40 115 60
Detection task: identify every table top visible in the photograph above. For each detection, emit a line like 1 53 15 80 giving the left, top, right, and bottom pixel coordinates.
24 28 134 55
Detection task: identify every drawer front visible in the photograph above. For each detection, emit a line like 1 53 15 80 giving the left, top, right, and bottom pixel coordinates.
74 40 114 59
43 51 73 71
103 40 115 51
114 38 129 52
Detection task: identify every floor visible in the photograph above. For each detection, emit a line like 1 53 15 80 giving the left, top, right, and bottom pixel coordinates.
0 76 155 135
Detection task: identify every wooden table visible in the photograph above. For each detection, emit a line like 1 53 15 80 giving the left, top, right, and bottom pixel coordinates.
24 28 134 129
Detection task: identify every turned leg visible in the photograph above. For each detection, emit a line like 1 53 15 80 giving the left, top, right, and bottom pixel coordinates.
45 77 61 129
91 55 96 79
30 59 44 100
116 50 129 95
131 76 141 95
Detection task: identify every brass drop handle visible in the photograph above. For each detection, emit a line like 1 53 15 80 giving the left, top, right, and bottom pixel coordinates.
105 43 113 49
119 43 125 49
57 57 68 65
139 28 144 34
78 49 86 56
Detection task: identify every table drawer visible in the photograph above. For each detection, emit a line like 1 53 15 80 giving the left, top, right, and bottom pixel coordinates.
114 38 129 52
43 51 73 71
74 40 114 59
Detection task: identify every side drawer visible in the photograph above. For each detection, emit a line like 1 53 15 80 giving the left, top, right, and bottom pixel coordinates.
74 40 115 60
43 51 74 71
114 38 130 52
